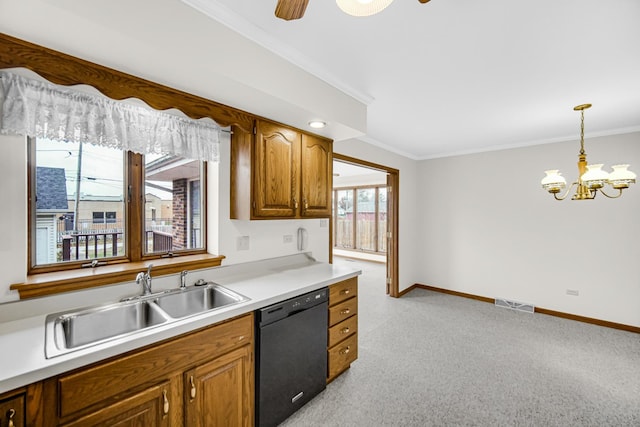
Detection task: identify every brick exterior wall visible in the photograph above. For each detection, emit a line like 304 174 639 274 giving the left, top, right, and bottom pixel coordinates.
172 178 188 250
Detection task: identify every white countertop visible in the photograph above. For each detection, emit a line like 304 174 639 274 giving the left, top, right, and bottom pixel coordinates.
0 254 361 394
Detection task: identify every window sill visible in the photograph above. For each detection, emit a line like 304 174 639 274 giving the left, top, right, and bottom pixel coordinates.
10 254 225 300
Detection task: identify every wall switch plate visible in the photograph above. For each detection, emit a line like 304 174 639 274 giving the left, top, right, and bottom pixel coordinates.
283 234 293 243
237 236 250 251
320 219 328 228
566 289 579 296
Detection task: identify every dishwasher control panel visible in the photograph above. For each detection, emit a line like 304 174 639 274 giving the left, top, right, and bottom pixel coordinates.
258 288 328 327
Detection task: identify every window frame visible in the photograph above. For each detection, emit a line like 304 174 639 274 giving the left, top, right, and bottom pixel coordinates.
105 211 117 224
92 212 105 224
28 145 209 275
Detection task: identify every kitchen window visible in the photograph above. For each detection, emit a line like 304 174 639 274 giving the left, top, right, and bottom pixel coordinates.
30 137 207 271
0 70 219 277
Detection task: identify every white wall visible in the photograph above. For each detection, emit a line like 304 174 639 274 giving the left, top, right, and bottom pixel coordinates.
416 132 640 327
0 135 27 301
334 139 420 291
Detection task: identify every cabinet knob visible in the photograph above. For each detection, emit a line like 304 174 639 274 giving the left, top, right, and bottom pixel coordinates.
339 346 351 355
293 197 299 209
304 198 308 210
340 327 350 335
190 375 197 400
162 390 170 416
7 409 15 427
340 308 351 315
340 289 350 295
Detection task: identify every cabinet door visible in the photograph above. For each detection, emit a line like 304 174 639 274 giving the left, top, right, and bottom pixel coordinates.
184 345 253 427
301 134 332 217
0 393 24 427
62 381 171 427
254 121 301 217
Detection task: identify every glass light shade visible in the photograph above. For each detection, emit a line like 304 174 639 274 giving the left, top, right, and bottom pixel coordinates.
541 170 566 193
336 0 394 16
580 163 609 189
608 164 637 189
308 120 326 129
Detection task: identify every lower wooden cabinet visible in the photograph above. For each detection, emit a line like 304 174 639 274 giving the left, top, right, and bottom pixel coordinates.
62 381 171 427
184 345 252 427
27 313 254 427
327 277 359 382
0 389 25 427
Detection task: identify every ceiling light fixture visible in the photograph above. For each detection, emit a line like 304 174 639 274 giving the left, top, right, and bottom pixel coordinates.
541 104 636 200
308 120 327 129
336 0 394 17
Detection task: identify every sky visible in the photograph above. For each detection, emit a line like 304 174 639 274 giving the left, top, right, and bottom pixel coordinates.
36 138 171 199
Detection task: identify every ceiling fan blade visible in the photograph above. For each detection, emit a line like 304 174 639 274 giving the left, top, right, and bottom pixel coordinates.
275 0 309 21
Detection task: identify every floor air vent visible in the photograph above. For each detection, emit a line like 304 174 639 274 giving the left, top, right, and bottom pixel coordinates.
495 298 535 313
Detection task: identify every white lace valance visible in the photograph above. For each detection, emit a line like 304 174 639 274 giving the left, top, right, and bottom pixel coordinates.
0 71 220 162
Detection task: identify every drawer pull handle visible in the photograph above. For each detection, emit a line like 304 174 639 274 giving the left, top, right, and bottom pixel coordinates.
190 375 197 400
339 346 351 355
340 289 350 295
340 327 350 334
340 308 351 315
162 390 170 415
7 409 15 427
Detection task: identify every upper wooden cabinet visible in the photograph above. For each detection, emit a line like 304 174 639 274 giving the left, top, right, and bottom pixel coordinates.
254 121 301 218
231 120 332 220
301 133 333 217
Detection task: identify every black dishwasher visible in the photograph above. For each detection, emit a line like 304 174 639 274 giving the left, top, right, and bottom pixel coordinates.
255 287 328 427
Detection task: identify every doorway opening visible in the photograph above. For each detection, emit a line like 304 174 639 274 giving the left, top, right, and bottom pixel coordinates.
331 153 399 297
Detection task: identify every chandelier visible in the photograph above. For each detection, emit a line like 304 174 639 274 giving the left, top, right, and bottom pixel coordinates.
541 104 636 200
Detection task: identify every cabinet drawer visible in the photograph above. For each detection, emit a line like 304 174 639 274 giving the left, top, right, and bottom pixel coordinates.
0 392 25 427
328 297 357 327
327 333 358 381
57 314 253 419
328 315 358 348
329 277 358 306
63 381 171 427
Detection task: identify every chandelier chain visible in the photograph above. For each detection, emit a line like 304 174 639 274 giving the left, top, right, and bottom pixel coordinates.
579 109 585 155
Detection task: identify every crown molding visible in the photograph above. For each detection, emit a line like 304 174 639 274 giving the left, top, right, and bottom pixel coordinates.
418 125 640 161
181 0 375 105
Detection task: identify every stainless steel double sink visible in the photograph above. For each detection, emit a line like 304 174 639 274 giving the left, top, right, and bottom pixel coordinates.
45 283 249 358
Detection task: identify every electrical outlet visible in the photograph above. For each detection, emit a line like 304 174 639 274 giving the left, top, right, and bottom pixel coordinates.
320 219 328 228
566 289 579 296
283 234 293 243
237 236 250 251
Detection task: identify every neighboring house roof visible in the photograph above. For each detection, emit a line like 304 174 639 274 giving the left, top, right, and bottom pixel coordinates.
36 167 68 210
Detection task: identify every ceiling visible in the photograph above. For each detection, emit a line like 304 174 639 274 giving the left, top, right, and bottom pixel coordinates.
183 0 640 159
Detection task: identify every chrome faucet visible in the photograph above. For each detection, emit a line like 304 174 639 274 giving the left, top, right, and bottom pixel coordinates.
180 270 188 289
136 264 154 295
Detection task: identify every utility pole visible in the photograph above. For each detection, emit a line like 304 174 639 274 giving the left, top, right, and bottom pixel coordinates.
73 142 83 232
